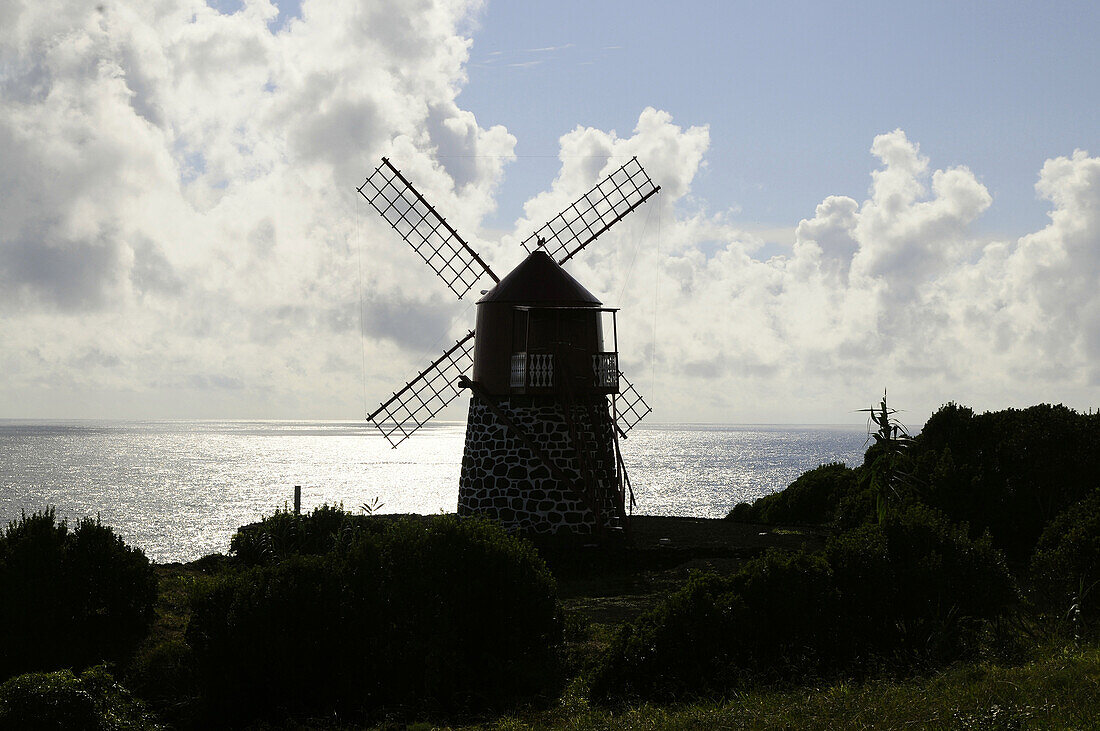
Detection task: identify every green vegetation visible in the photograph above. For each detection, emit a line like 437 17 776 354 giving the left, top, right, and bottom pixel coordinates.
0 666 160 731
1031 489 1100 620
727 462 856 525
590 506 1018 704
228 502 379 565
188 512 560 725
0 509 157 681
582 401 1097 720
482 646 1100 729
730 402 1100 561
4 400 1100 728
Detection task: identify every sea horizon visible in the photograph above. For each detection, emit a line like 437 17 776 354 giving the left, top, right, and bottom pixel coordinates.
1 419 872 562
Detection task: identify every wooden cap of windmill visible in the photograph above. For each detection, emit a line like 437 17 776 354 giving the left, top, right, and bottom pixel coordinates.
472 249 615 395
476 249 602 306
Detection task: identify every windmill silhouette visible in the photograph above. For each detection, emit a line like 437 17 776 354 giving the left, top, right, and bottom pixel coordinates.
358 157 660 536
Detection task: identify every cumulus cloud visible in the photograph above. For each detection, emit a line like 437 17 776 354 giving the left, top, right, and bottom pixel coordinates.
596 128 1099 422
0 0 1096 422
504 119 1098 422
0 0 513 417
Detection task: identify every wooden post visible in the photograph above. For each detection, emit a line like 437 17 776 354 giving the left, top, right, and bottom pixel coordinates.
294 485 301 516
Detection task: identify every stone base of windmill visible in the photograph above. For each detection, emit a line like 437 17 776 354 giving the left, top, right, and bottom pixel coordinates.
457 395 622 535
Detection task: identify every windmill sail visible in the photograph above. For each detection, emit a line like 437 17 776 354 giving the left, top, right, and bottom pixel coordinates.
359 158 498 299
520 156 661 265
367 331 476 448
613 371 652 435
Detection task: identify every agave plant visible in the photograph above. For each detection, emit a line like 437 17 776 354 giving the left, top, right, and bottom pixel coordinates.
360 496 385 516
858 390 920 520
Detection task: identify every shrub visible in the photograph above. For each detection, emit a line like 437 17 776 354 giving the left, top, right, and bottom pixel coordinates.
187 514 560 723
592 506 1019 703
376 515 561 711
186 555 364 722
732 403 1100 565
590 550 839 703
911 403 1100 564
123 639 198 730
589 572 742 702
0 510 157 680
1031 489 1100 619
0 666 159 731
727 462 858 525
725 549 842 666
829 505 1019 664
228 503 375 566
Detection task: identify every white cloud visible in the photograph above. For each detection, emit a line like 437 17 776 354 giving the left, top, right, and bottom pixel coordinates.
603 127 1100 422
0 0 512 417
0 1 1096 423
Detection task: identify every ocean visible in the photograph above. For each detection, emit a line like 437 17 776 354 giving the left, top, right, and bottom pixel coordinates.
0 420 869 563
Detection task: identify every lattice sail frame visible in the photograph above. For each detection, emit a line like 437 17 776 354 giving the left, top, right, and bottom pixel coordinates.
359 158 498 299
361 156 661 446
520 156 660 265
367 331 475 448
613 371 653 436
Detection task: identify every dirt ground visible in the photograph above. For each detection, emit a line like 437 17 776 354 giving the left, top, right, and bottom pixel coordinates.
554 515 828 625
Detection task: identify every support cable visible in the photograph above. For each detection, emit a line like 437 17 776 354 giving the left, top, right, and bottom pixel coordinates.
617 201 656 305
355 194 368 418
651 200 662 399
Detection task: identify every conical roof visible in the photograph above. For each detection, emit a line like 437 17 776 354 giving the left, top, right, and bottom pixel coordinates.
477 250 602 306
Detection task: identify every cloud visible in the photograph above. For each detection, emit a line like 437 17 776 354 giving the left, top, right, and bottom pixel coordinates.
492 116 1097 422
0 0 508 417
0 0 1096 423
601 128 1098 421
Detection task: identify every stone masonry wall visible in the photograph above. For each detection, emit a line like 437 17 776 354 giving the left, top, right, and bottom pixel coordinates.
457 395 620 535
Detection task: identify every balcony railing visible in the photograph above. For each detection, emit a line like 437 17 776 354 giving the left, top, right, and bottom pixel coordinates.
509 353 527 388
592 352 618 388
510 352 554 388
510 351 619 391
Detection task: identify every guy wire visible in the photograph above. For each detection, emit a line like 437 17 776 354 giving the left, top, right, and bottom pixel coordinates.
651 201 661 398
617 202 655 305
355 194 368 418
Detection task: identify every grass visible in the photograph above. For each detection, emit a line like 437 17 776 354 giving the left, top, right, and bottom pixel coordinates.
551 516 827 626
476 646 1100 730
122 561 222 728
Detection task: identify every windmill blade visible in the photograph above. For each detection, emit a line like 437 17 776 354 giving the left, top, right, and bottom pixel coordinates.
520 156 661 265
368 331 475 448
359 158 499 299
614 371 652 436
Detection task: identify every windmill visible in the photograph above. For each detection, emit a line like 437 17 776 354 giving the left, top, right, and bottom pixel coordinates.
358 157 660 536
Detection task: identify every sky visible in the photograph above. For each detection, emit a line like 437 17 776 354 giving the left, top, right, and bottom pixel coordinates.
1 0 1098 424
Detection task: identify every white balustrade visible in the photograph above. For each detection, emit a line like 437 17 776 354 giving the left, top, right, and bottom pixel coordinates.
529 353 554 387
592 353 618 388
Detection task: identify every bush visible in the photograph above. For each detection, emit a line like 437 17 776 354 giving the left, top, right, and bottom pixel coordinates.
1030 489 1100 619
228 503 377 566
589 572 742 702
591 506 1019 703
186 555 362 722
123 639 198 730
0 510 157 680
376 515 561 710
590 550 840 703
911 403 1100 564
0 666 159 730
828 505 1019 664
187 514 560 723
727 463 858 525
731 403 1100 565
